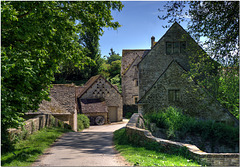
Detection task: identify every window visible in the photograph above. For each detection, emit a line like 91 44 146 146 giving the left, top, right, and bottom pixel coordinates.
135 80 138 87
173 42 180 53
134 97 138 104
166 41 186 55
133 96 139 104
168 89 180 102
166 42 173 55
180 41 186 53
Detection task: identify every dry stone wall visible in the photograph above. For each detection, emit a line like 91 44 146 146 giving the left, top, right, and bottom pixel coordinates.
126 113 239 166
8 114 67 141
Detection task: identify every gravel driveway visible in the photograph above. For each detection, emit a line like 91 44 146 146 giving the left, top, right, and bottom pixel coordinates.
33 120 129 166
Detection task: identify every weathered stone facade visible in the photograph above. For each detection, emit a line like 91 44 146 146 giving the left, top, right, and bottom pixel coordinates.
138 22 201 98
121 50 149 106
77 75 123 123
138 61 237 125
135 22 238 126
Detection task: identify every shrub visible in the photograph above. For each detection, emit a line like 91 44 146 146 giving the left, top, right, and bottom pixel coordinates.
77 114 90 131
123 105 138 119
144 106 239 147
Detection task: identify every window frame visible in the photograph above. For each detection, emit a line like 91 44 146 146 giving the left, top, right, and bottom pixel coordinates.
133 96 139 104
168 89 180 102
166 41 186 55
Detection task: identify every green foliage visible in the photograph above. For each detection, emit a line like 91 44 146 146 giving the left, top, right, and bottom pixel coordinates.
1 1 123 152
145 107 239 148
110 74 122 92
158 1 239 119
217 69 239 119
113 128 200 166
77 114 90 131
123 105 138 119
1 127 71 166
99 48 122 92
159 1 238 64
106 48 121 64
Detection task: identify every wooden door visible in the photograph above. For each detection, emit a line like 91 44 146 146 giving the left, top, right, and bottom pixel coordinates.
108 106 118 122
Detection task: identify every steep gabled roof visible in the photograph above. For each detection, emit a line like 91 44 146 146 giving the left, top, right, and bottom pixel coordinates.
77 75 122 98
137 22 200 68
138 60 187 103
121 49 150 76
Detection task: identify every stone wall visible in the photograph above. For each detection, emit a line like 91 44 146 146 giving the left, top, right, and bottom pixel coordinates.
121 50 149 106
8 114 67 141
126 113 239 166
139 61 238 126
138 23 197 98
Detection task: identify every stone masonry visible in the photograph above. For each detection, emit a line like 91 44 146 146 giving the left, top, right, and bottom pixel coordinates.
121 50 150 106
77 75 123 122
126 113 240 166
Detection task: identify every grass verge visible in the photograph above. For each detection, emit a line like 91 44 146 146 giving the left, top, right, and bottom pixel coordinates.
1 127 72 166
114 128 200 166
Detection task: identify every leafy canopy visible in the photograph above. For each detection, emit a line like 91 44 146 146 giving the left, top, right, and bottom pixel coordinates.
1 1 123 152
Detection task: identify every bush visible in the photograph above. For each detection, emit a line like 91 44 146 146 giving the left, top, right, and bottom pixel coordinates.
123 105 138 119
77 114 90 131
144 106 239 147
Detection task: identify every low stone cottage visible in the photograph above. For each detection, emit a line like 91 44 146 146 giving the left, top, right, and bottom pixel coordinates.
76 75 123 124
26 84 78 131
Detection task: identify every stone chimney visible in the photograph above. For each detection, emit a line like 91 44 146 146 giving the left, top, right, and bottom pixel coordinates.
151 36 155 48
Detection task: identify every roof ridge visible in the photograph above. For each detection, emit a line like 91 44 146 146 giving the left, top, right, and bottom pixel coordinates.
78 75 122 99
121 54 141 76
137 22 189 66
138 60 186 103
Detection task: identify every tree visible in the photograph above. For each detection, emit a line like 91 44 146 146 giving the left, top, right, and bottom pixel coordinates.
109 60 121 78
99 48 122 92
107 48 121 64
158 1 239 118
1 1 123 152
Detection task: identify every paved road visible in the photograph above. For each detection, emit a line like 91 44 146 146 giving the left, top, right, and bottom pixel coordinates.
33 120 129 166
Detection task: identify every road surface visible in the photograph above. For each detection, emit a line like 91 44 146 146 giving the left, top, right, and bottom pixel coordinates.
33 120 129 166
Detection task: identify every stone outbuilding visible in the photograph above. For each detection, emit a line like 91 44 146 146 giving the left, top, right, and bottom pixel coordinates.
76 75 123 124
26 84 78 131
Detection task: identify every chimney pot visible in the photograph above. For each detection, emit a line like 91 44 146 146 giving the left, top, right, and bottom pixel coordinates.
151 36 155 48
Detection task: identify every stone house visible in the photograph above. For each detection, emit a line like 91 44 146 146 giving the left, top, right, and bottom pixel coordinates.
122 22 238 125
26 84 78 131
121 49 150 111
76 75 123 124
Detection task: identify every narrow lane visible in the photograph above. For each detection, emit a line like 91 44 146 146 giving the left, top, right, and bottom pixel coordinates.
33 120 129 166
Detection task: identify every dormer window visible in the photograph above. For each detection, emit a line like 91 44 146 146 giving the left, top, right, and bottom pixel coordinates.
166 41 186 55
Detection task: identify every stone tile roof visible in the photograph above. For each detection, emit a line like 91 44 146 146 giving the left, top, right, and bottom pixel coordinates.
80 99 108 113
121 49 150 76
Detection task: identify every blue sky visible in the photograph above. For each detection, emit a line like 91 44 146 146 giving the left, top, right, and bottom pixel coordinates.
99 1 189 57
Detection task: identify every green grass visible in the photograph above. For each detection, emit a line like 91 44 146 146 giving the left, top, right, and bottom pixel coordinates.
114 128 201 166
1 127 72 166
